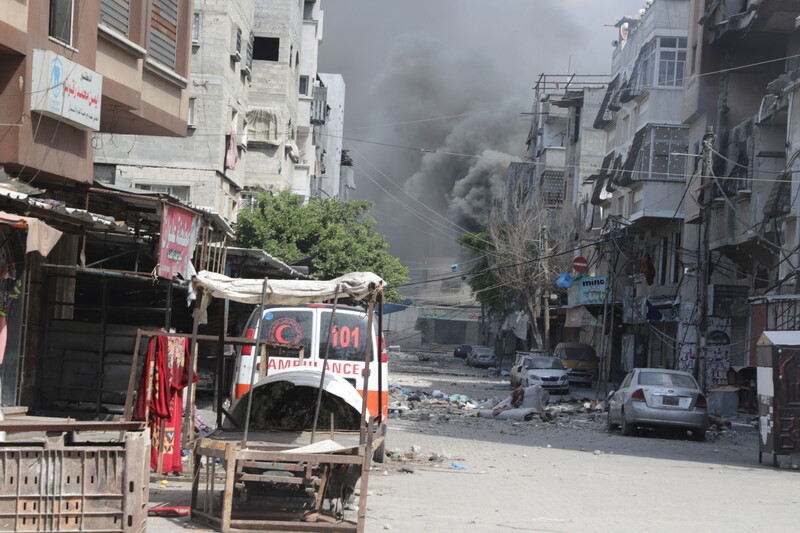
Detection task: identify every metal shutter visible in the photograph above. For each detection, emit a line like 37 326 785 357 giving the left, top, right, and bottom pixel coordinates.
149 0 178 69
99 0 130 35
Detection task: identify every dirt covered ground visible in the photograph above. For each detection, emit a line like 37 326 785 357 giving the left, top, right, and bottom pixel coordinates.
362 347 798 533
149 346 799 533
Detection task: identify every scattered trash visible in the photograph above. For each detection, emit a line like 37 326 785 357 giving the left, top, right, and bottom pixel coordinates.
148 506 190 517
397 467 415 474
450 461 468 470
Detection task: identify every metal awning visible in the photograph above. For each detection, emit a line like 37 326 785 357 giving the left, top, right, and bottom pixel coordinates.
757 331 800 347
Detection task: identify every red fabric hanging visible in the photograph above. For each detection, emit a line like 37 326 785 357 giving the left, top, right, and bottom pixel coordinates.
133 334 197 473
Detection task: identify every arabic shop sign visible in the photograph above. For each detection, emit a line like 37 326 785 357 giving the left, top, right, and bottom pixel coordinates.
31 49 102 131
159 204 199 280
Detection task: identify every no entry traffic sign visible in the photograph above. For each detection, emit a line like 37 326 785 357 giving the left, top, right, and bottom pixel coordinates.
572 256 589 272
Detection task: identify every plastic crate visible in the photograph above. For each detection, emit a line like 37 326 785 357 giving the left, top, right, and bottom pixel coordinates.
0 431 148 532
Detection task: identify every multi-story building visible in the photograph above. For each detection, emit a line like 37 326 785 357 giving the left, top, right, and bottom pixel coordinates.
518 75 609 352
94 0 252 220
681 0 800 388
0 0 204 409
95 0 335 221
587 0 690 381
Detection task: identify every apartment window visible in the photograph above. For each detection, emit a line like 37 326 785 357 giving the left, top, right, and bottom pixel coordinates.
188 97 196 127
638 40 656 89
137 184 190 202
99 0 130 36
253 37 279 61
690 43 697 75
657 37 687 87
192 12 201 44
232 26 242 60
49 0 73 45
303 1 316 20
671 232 682 284
639 126 688 181
245 32 254 71
659 236 669 286
149 0 179 69
299 75 309 95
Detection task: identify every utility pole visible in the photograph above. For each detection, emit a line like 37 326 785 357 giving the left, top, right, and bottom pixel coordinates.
542 227 550 352
696 126 715 390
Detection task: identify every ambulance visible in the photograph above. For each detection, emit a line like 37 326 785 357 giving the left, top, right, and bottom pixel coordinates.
231 303 389 426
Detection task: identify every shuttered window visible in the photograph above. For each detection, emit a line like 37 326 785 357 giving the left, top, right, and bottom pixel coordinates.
149 0 179 69
99 0 130 36
49 0 73 44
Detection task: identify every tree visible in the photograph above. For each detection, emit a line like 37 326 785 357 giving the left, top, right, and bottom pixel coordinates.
456 231 513 318
459 180 574 350
235 190 409 302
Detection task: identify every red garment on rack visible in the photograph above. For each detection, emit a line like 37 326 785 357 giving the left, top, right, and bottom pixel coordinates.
133 334 197 473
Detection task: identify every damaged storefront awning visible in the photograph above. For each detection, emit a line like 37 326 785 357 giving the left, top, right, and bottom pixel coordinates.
0 211 63 256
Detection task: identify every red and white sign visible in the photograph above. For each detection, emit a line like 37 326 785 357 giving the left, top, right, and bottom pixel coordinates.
572 256 589 272
159 204 198 280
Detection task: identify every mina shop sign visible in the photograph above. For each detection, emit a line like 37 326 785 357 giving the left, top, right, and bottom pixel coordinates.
31 49 103 131
567 276 608 307
158 204 199 280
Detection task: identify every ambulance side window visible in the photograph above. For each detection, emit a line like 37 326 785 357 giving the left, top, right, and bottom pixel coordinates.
260 310 314 354
319 311 371 361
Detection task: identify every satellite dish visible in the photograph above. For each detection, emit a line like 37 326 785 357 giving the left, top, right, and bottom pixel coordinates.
620 22 629 41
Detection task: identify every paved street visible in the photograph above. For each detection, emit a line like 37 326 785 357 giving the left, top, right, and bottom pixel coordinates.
150 347 798 532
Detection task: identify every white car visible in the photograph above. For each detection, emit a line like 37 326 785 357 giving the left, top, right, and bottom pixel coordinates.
607 368 709 440
510 354 569 394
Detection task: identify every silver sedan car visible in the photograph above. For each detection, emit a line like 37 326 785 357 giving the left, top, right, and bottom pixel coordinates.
607 368 709 440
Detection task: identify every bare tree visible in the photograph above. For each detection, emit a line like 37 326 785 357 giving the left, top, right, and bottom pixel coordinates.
487 179 574 350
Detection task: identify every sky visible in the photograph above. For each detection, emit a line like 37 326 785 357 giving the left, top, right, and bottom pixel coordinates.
317 0 646 266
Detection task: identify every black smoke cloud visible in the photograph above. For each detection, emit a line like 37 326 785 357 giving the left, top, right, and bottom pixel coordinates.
319 0 646 261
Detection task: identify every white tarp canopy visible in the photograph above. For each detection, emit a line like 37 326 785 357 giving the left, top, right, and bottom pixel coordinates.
192 270 385 322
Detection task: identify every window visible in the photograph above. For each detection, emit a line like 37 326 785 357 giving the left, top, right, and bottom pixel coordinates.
50 0 73 45
638 126 688 181
136 184 190 202
253 37 279 61
690 43 697 75
637 40 656 89
245 32 254 71
232 26 242 60
100 0 130 36
188 97 196 127
303 1 315 20
149 0 179 69
192 12 201 44
299 75 309 95
671 232 681 284
659 236 669 286
657 37 687 87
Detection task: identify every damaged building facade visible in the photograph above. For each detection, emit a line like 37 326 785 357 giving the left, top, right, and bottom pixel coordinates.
94 0 352 221
514 0 800 393
0 2 316 422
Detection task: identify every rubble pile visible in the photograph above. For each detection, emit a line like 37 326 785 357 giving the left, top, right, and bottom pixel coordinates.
387 383 608 428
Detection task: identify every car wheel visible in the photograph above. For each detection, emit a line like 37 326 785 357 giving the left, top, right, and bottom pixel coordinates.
690 429 706 442
621 409 634 436
607 411 618 431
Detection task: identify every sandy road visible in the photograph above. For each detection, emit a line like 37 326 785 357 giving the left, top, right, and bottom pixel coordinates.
364 349 798 533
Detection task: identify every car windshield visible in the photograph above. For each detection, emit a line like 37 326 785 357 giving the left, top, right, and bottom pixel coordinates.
474 348 494 356
638 372 697 388
528 357 563 370
560 346 597 362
